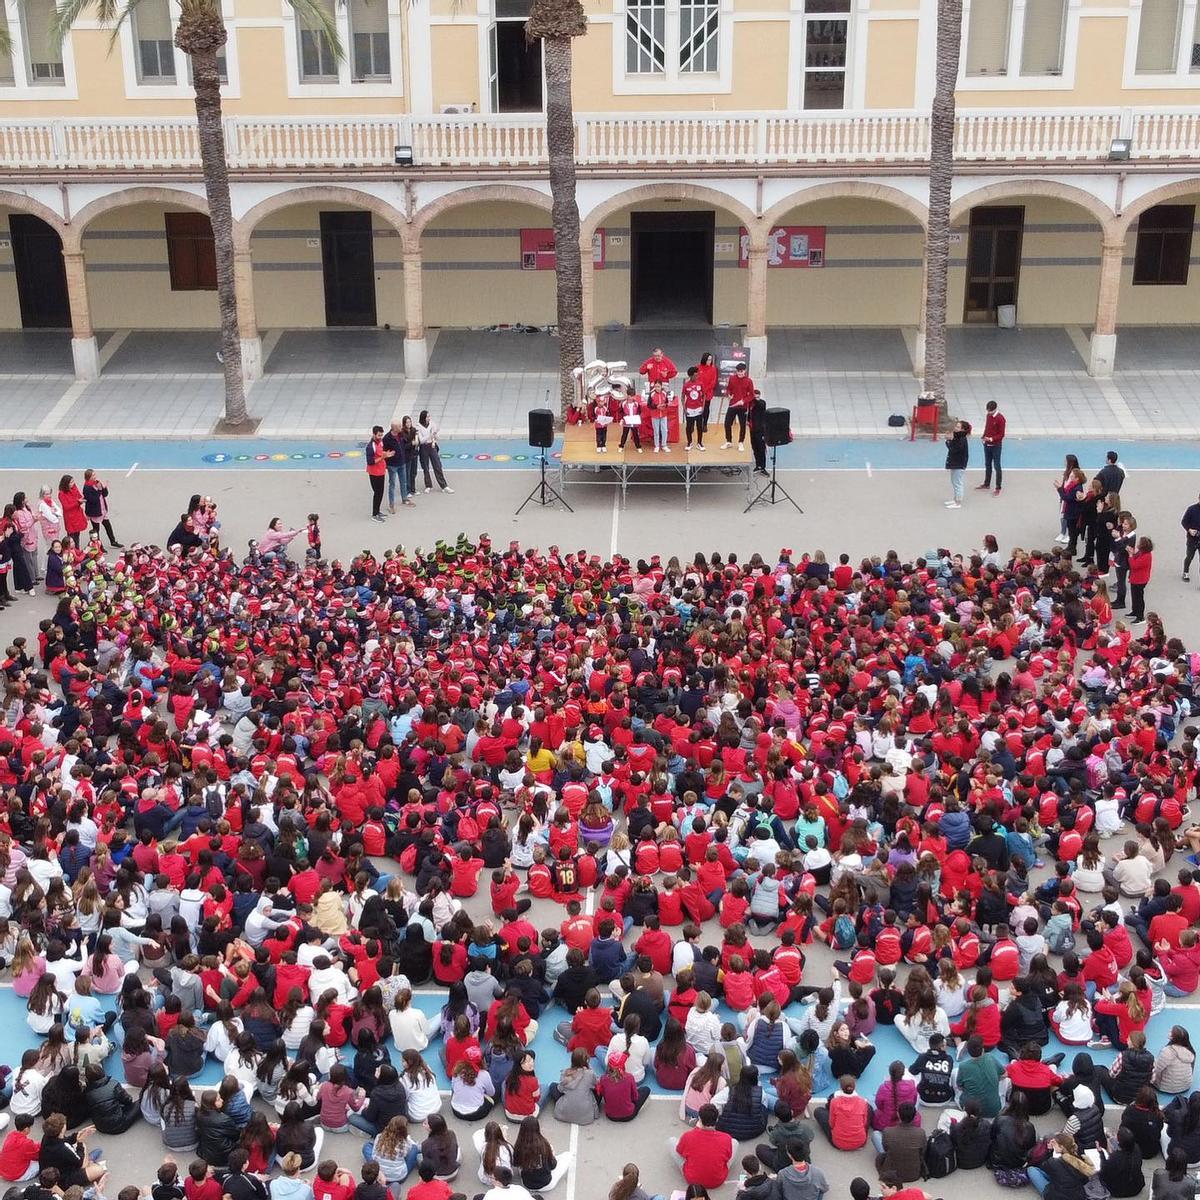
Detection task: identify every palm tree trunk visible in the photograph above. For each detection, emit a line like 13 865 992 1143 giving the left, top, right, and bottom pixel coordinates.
542 36 584 418
189 47 249 427
922 0 962 415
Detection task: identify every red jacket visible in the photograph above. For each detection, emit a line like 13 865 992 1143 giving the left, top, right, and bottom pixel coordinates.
1160 943 1200 993
1128 550 1153 586
726 373 755 410
983 410 1006 444
826 1091 871 1149
639 354 678 384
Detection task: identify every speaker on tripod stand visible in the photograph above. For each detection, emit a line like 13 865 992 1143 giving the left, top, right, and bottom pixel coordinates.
515 405 573 514
745 406 802 513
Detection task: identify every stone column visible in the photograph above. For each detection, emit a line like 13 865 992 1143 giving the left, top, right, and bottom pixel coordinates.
403 243 428 380
581 236 596 364
233 250 262 382
744 240 768 378
1089 236 1125 378
63 250 99 381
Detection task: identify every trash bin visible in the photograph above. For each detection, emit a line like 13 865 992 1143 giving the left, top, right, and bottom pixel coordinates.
997 304 1017 328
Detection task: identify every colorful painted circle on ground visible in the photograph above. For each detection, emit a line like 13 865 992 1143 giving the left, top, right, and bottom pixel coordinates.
199 445 552 467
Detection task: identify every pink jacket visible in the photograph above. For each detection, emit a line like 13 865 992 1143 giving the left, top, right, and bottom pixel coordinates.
259 527 301 555
13 508 37 552
37 499 62 543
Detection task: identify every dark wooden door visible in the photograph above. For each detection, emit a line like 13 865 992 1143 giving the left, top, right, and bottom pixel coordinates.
964 205 1024 323
320 210 377 326
9 214 70 329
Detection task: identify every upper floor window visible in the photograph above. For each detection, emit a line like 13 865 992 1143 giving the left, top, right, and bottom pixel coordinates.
625 0 719 78
801 0 849 108
299 0 338 80
965 0 1067 78
20 0 65 84
133 0 176 83
1135 0 1200 73
350 0 390 80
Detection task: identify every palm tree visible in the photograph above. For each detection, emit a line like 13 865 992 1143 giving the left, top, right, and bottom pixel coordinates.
51 0 340 429
525 0 587 417
921 0 962 416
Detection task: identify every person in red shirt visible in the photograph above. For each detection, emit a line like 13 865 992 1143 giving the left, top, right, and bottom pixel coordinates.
0 1114 40 1183
596 1051 651 1122
406 1162 455 1200
723 363 754 449
184 1162 223 1200
977 399 1006 495
313 1161 356 1200
671 1104 734 1186
365 426 388 522
639 348 678 386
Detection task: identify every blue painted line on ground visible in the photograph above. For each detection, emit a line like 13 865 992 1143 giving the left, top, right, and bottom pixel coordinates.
0 437 1199 472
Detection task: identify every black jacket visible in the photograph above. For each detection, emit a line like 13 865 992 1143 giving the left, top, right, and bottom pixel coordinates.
989 1115 1036 1168
945 433 969 471
196 1108 241 1167
1000 993 1049 1048
362 1081 408 1129
1099 1147 1145 1198
1119 1101 1164 1160
1103 1048 1155 1105
84 1075 140 1134
951 1117 993 1169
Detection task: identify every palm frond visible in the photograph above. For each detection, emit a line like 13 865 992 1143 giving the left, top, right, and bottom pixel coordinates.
0 18 11 58
50 0 138 50
288 0 342 60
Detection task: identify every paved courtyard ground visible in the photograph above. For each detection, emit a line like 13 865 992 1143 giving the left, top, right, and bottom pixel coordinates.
1 324 1197 440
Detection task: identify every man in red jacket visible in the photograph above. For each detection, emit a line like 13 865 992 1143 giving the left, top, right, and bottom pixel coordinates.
723 363 754 450
978 399 1006 495
671 1104 735 1189
639 347 677 386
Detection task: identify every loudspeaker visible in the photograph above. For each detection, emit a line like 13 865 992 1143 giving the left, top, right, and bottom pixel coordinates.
766 407 790 447
528 409 554 449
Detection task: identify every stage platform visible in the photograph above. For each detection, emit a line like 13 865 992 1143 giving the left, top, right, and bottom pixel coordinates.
558 425 753 510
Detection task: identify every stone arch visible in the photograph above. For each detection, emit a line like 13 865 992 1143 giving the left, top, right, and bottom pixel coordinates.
581 182 758 244
762 180 928 231
67 185 211 252
1115 179 1200 239
236 185 409 253
0 190 67 237
411 184 553 243
949 179 1115 230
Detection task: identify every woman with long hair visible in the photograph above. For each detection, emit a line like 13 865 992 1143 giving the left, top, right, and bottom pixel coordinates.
365 1115 419 1184
160 1077 198 1153
450 1051 496 1121
1152 1026 1197 1095
512 1115 572 1191
273 1100 322 1170
472 1121 513 1186
401 1049 441 1123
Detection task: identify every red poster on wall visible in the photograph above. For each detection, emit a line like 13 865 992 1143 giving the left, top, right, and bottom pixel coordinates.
520 229 606 270
737 226 826 268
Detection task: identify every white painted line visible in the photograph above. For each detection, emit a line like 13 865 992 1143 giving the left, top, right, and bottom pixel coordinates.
126 462 139 478
865 460 873 478
34 379 89 435
609 488 620 559
97 330 131 370
564 1121 580 1200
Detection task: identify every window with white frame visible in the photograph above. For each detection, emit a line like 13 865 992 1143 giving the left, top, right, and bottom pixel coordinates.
20 0 65 84
1020 0 1067 75
133 0 176 82
350 0 390 80
965 0 1011 75
624 0 719 78
802 0 849 109
298 0 337 80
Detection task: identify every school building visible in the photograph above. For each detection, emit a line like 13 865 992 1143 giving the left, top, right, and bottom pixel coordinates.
0 0 1198 382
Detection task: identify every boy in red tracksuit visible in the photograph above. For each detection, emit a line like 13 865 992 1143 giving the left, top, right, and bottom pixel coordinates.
723 363 754 449
618 387 644 453
590 390 615 453
682 368 706 450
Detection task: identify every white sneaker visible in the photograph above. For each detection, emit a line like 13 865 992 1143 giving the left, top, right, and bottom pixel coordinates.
442 487 455 494
652 446 659 453
662 446 670 453
738 443 745 452
722 442 732 449
945 501 961 509
424 487 432 494
697 444 706 451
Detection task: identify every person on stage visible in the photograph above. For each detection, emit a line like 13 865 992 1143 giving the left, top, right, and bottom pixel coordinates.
723 362 754 450
647 381 672 453
696 353 718 434
682 368 706 452
590 386 615 453
616 382 644 453
639 347 677 387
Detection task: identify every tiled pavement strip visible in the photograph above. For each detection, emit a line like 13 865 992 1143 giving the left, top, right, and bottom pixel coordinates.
0 323 1196 441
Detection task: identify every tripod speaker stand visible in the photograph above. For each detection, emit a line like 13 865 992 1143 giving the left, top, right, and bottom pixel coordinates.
516 405 573 514
745 406 802 513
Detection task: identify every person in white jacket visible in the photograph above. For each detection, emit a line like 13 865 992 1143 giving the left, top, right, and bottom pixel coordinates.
684 992 723 1055
389 989 431 1052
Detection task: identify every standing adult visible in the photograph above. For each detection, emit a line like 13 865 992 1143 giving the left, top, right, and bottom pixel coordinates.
748 390 768 476
82 470 122 548
681 368 706 452
944 420 970 509
383 422 410 514
1180 492 1200 582
1097 451 1126 500
37 486 63 559
417 412 454 494
11 493 39 591
400 416 420 498
1128 537 1154 624
696 353 718 436
723 363 754 450
638 347 677 387
977 400 1005 495
1055 454 1081 543
58 475 88 549
365 425 388 523
1112 513 1137 610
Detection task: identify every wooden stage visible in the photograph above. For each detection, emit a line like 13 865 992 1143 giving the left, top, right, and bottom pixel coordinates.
559 425 753 510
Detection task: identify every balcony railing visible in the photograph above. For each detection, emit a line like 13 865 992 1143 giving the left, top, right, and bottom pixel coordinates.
0 107 1195 171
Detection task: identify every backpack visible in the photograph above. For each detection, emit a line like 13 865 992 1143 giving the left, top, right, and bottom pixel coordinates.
1046 920 1076 955
204 784 225 820
832 913 857 950
924 1130 958 1179
1084 1179 1112 1200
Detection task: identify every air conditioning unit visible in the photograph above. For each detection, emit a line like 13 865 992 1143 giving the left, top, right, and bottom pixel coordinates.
440 102 476 114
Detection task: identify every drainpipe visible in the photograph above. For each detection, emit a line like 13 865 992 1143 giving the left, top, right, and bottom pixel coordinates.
1114 170 1126 218
60 181 72 225
756 174 764 219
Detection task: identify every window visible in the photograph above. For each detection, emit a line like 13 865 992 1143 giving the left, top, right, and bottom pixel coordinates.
1191 1 1200 70
1020 0 1067 75
350 0 390 80
679 0 718 73
626 0 665 74
298 0 337 80
965 0 1011 76
133 0 176 82
802 0 849 109
1133 204 1194 285
20 0 65 84
165 212 217 291
1136 0 1182 72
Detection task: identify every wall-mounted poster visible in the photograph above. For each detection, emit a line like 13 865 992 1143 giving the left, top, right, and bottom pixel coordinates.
737 226 827 268
520 229 606 270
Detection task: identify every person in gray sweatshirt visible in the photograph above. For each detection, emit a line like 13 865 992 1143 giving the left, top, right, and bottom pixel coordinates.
775 1142 829 1200
544 1051 599 1125
465 963 505 1015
